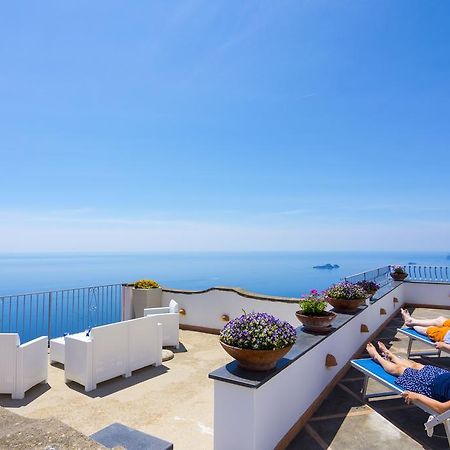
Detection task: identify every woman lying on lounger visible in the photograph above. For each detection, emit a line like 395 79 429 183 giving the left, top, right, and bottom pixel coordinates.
401 308 450 350
366 342 450 413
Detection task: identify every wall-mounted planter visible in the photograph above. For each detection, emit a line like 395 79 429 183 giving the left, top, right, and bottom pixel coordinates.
132 287 162 318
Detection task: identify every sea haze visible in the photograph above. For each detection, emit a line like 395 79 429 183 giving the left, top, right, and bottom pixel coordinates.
0 251 448 297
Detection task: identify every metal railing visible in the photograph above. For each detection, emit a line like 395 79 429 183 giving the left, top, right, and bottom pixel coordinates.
0 284 122 343
404 265 450 282
344 266 392 288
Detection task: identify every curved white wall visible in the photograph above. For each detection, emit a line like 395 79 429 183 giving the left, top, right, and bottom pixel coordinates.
162 288 299 330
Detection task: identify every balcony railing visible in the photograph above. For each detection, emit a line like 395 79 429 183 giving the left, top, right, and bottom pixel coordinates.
344 265 392 288
0 284 122 343
404 265 450 282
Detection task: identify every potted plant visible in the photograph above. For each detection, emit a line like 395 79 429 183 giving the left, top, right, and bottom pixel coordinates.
132 279 162 318
390 265 408 281
295 289 336 333
325 281 367 313
219 312 297 371
356 280 380 296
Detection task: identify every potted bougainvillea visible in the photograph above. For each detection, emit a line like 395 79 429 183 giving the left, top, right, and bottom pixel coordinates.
390 265 408 281
325 281 367 313
295 289 336 333
132 279 162 318
219 312 297 371
356 280 380 296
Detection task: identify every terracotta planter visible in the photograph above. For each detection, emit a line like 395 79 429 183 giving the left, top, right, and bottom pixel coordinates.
326 296 365 313
391 272 408 281
295 311 336 333
132 287 162 318
220 341 293 372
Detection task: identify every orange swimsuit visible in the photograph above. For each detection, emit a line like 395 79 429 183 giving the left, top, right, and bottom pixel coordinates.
427 319 450 342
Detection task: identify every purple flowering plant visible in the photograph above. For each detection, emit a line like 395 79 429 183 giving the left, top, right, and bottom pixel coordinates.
391 265 407 274
325 281 367 300
219 312 297 350
356 280 379 293
299 289 328 316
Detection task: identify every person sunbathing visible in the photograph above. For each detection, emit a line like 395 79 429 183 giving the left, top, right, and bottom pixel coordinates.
366 341 450 413
401 308 450 350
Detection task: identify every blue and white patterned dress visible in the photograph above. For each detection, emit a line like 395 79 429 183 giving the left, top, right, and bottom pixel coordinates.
395 365 449 397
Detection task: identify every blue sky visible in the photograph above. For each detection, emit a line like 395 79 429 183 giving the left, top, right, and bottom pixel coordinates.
0 1 449 252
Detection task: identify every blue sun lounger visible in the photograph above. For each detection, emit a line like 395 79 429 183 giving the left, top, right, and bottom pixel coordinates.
351 358 404 400
397 328 442 358
351 358 450 445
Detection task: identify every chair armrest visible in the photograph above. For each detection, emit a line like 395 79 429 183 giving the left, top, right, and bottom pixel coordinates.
17 336 48 395
65 335 93 389
19 336 48 349
144 307 171 315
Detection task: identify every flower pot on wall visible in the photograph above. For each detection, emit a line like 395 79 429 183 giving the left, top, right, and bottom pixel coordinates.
391 272 408 281
132 287 162 318
220 341 293 372
295 310 336 333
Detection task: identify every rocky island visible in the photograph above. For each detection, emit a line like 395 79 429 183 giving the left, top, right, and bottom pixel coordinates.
313 264 340 270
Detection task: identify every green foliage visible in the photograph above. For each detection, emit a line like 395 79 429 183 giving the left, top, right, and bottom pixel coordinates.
134 279 160 289
299 290 327 315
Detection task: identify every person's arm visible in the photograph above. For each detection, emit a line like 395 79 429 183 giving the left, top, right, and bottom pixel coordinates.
402 391 450 414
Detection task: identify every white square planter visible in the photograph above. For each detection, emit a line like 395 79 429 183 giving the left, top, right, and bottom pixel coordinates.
132 288 162 318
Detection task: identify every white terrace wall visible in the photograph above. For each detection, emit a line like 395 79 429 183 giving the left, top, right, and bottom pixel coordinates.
213 284 405 450
402 281 450 307
161 288 299 330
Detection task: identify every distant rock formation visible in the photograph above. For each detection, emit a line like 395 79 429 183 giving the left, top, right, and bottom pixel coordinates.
407 262 417 265
313 264 340 270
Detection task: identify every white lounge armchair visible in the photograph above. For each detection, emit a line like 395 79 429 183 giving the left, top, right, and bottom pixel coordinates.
0 333 48 399
64 316 162 392
144 299 180 349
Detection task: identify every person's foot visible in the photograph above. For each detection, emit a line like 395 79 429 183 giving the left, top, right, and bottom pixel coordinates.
401 308 414 327
378 341 393 360
366 342 379 360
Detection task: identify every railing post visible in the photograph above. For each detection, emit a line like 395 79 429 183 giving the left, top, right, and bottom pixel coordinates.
48 291 53 340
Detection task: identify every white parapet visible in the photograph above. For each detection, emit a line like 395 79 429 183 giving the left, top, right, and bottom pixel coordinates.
210 284 405 450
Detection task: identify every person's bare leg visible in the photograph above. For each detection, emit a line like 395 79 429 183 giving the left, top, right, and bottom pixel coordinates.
401 309 447 327
413 325 430 337
366 343 405 376
378 341 424 370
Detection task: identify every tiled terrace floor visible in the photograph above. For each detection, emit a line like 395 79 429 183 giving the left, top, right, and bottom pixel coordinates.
288 307 450 450
0 330 232 450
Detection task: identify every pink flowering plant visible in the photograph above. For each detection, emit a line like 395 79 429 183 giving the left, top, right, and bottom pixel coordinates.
219 312 297 350
325 281 366 300
356 280 379 294
299 289 327 316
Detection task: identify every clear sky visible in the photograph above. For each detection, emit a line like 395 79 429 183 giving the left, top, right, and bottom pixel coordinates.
0 1 449 252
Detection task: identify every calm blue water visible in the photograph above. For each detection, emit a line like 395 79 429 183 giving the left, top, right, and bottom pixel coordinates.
0 251 448 297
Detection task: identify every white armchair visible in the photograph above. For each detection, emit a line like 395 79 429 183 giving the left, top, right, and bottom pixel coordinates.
0 333 48 399
144 299 180 349
64 316 162 392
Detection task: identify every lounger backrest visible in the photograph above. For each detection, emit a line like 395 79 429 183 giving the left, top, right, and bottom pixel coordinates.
91 322 128 383
0 334 20 392
128 316 161 372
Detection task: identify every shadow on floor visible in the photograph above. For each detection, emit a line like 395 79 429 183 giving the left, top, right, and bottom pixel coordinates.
0 383 51 408
67 364 170 398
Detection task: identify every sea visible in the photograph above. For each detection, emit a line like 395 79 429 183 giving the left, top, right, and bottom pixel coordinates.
0 251 448 297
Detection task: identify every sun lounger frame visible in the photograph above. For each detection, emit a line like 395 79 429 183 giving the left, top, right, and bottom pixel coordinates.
397 328 443 358
351 358 450 446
